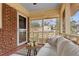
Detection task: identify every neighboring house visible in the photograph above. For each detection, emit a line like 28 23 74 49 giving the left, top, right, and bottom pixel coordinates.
44 26 51 31
76 23 79 34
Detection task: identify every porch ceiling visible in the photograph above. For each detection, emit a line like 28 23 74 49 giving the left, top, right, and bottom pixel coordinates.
19 3 62 19
20 3 61 12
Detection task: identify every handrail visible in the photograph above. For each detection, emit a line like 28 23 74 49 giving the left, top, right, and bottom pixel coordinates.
60 33 79 45
30 30 56 33
60 33 79 37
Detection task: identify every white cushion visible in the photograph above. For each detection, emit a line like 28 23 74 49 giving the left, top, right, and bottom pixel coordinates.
61 40 79 56
37 36 79 56
47 35 62 46
57 37 69 55
37 43 57 56
57 37 69 56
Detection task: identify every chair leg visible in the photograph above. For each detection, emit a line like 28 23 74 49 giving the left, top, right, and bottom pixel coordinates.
34 49 37 56
27 49 31 56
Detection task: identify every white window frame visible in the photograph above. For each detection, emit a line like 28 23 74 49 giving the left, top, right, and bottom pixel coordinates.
17 12 27 46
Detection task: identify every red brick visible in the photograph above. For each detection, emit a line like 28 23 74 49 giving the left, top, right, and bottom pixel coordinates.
0 3 17 55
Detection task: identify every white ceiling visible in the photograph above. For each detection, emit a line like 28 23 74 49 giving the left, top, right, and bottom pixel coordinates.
20 3 61 12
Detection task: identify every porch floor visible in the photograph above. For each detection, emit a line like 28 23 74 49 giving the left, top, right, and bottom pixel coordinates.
10 46 41 56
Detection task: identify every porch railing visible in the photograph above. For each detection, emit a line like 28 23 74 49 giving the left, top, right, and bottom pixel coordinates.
29 31 79 45
60 33 79 45
29 31 56 44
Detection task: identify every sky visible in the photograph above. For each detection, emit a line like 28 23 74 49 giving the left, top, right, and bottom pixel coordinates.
32 18 57 26
44 18 57 25
71 11 79 23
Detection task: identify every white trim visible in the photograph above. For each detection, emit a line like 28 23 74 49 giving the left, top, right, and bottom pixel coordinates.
0 3 2 29
17 12 27 46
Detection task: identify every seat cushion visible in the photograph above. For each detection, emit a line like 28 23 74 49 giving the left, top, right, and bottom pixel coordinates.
37 43 57 56
47 35 62 46
61 40 79 56
57 37 69 55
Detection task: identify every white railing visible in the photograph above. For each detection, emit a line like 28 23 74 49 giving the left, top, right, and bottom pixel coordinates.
60 33 79 45
29 31 56 44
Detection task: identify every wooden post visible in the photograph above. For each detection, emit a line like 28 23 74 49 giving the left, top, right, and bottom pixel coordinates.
65 4 71 34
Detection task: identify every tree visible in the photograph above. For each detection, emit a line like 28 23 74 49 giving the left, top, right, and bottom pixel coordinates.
31 22 40 27
70 20 77 34
43 21 49 26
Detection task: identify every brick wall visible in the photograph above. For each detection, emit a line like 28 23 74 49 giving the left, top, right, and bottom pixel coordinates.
0 3 28 56
0 3 17 56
